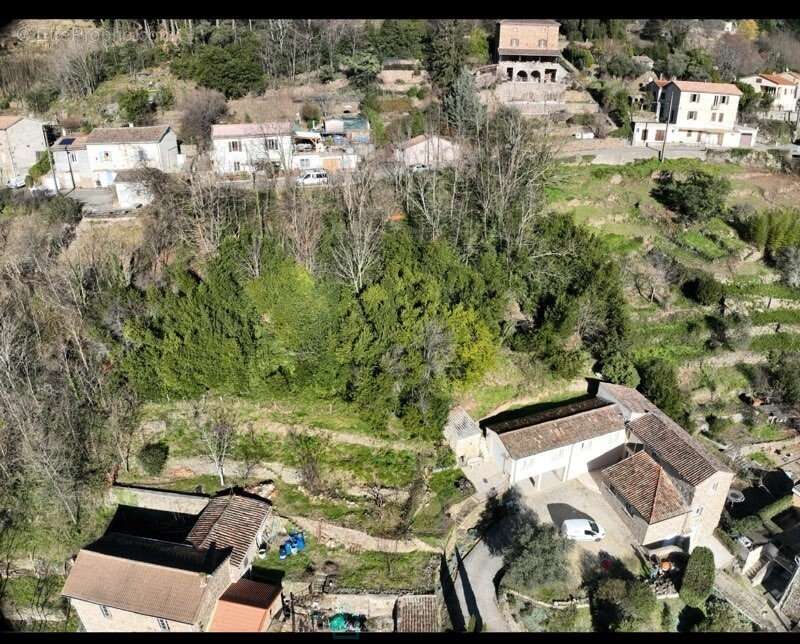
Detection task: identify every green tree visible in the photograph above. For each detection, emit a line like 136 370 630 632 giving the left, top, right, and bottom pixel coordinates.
652 170 731 222
426 20 469 91
682 273 725 305
118 89 153 125
370 19 427 60
694 598 752 632
467 26 490 64
768 351 800 406
24 84 59 114
602 352 640 387
171 38 264 98
344 50 381 89
503 522 573 592
594 578 658 631
679 546 716 609
443 67 486 137
637 357 687 423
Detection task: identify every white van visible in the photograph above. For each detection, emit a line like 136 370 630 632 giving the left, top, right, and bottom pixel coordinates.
295 169 329 186
561 518 606 542
791 138 800 159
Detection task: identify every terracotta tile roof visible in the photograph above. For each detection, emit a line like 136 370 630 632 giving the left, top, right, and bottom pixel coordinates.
209 579 282 632
493 401 626 459
187 494 271 568
628 413 726 485
603 450 689 524
211 122 293 139
61 549 208 624
85 125 171 145
0 115 23 130
395 595 441 632
670 80 742 96
760 73 796 86
598 382 657 415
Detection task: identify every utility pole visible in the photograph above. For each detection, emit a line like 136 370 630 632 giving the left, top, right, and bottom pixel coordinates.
65 144 76 192
290 592 295 632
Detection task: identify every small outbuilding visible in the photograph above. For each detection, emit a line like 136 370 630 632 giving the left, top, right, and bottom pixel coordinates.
443 407 482 466
394 134 461 169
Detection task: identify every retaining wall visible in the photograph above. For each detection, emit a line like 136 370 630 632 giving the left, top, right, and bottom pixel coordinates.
109 484 209 514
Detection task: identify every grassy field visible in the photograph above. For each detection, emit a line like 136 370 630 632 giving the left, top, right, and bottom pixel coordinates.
251 532 438 593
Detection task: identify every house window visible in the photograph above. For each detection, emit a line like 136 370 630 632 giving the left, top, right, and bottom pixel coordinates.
102 151 111 160
233 161 241 172
689 93 699 103
266 138 278 150
717 112 724 123
228 140 242 152
100 605 111 619
157 618 170 632
712 481 719 492
687 111 698 120
510 38 519 47
721 95 730 104
69 153 77 162
695 506 704 516
538 39 547 47
300 158 310 169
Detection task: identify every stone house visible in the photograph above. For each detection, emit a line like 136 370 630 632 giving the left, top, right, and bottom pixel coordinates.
632 80 758 148
0 115 48 185
84 125 181 187
393 134 461 169
494 19 565 84
61 494 273 632
50 133 92 190
738 73 800 122
457 381 733 551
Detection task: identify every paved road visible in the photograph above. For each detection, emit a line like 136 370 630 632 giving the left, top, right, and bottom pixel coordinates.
559 143 796 166
454 541 510 632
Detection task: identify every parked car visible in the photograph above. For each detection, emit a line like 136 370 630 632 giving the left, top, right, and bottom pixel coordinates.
791 138 800 158
5 175 26 189
29 185 56 197
409 163 430 173
295 170 328 186
561 518 606 542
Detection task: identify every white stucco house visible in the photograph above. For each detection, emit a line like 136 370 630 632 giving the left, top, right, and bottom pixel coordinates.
632 80 757 148
84 125 180 187
738 72 800 122
0 115 48 185
113 169 154 209
210 122 294 174
394 134 462 169
448 382 734 550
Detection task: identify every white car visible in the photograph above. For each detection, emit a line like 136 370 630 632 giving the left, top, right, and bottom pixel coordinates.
295 170 328 186
5 175 26 189
410 163 430 173
561 518 606 542
791 139 800 159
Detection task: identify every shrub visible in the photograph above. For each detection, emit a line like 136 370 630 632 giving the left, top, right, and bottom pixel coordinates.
41 195 82 225
503 522 573 592
0 96 10 110
693 597 752 632
682 272 725 305
156 86 175 110
679 546 715 609
544 605 581 632
118 88 154 125
563 44 595 70
300 102 322 124
24 84 59 114
601 352 640 387
594 578 658 631
137 441 169 476
652 170 732 222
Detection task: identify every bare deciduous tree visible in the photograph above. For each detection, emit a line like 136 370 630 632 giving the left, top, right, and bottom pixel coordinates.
194 398 237 487
330 167 387 292
277 185 324 273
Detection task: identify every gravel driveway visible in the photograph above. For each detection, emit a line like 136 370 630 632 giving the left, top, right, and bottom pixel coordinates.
453 535 513 632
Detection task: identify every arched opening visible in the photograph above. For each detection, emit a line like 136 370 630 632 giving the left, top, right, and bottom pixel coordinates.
516 70 528 82
531 70 541 83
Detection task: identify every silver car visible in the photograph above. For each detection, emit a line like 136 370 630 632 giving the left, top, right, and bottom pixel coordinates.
295 170 328 186
5 175 26 189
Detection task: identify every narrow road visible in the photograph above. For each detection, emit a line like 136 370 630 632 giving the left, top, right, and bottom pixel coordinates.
453 542 510 632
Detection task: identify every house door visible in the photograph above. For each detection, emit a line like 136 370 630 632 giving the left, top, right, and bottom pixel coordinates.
717 133 723 146
655 129 665 141
641 129 648 141
697 131 702 142
740 133 752 147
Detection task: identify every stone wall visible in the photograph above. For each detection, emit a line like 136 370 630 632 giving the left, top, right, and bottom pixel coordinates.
706 148 785 171
109 484 209 514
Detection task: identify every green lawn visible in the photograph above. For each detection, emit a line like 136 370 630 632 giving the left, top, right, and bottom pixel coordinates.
750 308 800 325
751 332 800 352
